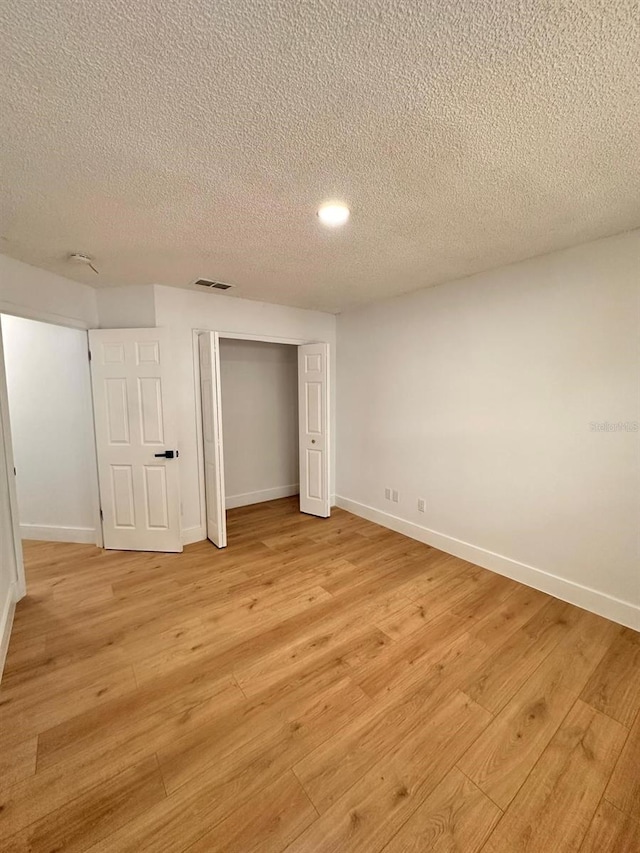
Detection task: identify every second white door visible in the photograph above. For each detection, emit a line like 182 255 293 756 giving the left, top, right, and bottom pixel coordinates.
89 328 182 552
199 332 227 548
298 342 330 517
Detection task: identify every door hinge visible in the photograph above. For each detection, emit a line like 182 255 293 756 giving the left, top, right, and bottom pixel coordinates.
99 508 103 520
88 349 92 361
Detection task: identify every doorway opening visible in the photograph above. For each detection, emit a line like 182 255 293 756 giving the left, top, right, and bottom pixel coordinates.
220 338 299 510
0 314 101 549
197 331 330 548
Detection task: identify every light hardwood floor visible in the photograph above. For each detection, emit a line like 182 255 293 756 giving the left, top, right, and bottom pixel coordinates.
1 497 639 852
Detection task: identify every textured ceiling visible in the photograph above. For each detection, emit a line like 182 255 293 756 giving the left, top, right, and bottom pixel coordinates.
1 1 639 313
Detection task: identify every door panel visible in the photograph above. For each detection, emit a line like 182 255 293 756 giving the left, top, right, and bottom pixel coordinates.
138 378 164 443
298 343 330 517
306 448 323 499
90 328 182 552
199 332 227 548
105 379 129 442
305 382 322 434
144 465 169 528
0 323 24 609
111 466 135 528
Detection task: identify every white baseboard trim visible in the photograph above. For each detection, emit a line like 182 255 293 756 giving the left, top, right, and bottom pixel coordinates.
225 485 300 510
335 496 640 632
20 523 98 545
182 525 206 546
0 582 17 683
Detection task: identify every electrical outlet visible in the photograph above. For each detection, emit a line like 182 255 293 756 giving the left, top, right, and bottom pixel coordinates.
392 489 399 503
384 487 391 500
417 498 425 513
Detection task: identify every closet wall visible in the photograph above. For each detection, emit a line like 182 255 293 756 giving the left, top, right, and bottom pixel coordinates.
219 339 299 508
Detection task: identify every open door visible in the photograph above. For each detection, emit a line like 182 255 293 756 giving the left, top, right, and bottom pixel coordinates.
298 342 330 517
89 328 182 552
0 321 25 621
199 332 227 548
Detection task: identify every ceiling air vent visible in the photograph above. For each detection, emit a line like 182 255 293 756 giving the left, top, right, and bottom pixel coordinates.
194 278 233 290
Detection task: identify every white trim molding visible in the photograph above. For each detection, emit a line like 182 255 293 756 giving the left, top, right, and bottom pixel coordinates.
0 300 91 331
0 581 17 682
225 484 300 510
20 523 98 545
181 525 206 546
335 496 640 632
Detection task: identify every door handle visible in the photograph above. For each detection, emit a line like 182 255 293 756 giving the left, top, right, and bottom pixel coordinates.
154 450 179 459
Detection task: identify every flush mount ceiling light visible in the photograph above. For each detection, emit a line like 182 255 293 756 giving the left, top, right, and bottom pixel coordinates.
317 202 350 228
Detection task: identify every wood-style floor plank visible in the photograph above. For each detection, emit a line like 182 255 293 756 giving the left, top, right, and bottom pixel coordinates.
0 737 37 793
294 666 475 815
0 497 637 853
36 672 243 772
183 772 317 853
286 690 492 853
579 800 640 852
0 659 137 749
157 670 369 796
457 662 576 811
86 677 368 853
2 756 166 853
605 708 640 819
380 766 501 853
463 597 581 715
481 700 628 853
580 628 640 728
458 609 617 810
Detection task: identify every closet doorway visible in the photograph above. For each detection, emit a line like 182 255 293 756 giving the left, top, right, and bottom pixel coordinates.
198 332 330 548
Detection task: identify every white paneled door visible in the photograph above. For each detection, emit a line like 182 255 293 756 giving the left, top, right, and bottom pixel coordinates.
199 332 227 548
298 343 330 517
89 328 182 552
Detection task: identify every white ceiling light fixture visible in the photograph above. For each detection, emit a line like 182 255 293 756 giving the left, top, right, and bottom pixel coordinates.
317 202 350 228
68 252 99 274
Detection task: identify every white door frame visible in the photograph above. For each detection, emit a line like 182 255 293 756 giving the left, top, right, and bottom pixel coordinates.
192 329 331 540
0 324 26 600
0 307 104 596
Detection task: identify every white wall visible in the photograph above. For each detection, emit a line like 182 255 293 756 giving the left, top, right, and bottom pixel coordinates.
97 285 156 328
337 230 640 629
219 339 298 508
153 285 336 541
0 254 98 328
1 315 100 543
